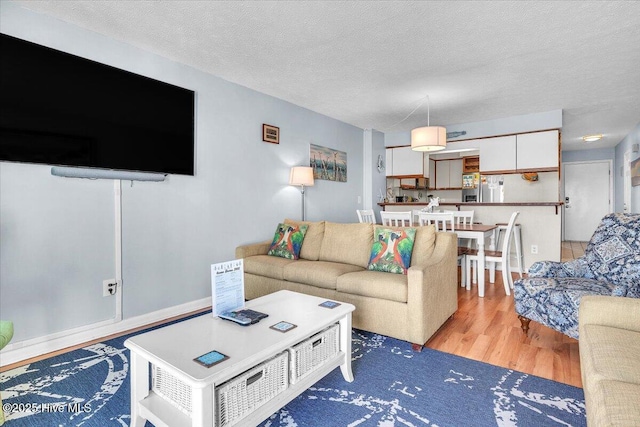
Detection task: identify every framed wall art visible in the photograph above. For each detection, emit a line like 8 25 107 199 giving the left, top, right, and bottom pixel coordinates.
631 156 640 187
310 143 347 182
262 124 279 144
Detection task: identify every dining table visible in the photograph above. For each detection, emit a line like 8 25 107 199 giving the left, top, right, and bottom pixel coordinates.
453 223 498 298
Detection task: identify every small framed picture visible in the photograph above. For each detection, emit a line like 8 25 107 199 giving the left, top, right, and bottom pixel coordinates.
263 124 280 144
632 157 640 187
270 321 297 333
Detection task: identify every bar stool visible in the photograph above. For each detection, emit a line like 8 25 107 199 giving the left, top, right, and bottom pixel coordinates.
494 221 524 278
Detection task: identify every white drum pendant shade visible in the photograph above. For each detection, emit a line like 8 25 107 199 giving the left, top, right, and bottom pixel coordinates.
411 126 447 152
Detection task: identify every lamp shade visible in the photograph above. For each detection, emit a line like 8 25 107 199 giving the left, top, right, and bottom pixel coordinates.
289 166 314 186
411 126 447 152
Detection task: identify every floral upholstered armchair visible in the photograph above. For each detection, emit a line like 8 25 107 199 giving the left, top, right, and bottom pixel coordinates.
514 213 640 339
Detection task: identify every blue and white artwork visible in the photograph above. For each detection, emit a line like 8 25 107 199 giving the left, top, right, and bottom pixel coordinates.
310 143 347 182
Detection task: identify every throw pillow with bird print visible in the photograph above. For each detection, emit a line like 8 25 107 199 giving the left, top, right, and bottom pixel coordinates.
267 223 309 259
368 227 416 274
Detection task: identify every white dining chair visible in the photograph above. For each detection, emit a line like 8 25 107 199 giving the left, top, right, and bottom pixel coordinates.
465 211 520 295
356 209 376 224
444 210 475 249
419 212 467 287
444 210 474 226
494 222 524 278
418 212 454 231
412 209 424 225
380 211 412 227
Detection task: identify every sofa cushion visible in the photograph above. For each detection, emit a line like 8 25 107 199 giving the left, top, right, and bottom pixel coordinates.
267 223 308 259
319 222 373 268
368 227 416 274
284 219 325 261
410 225 437 266
337 271 408 303
589 380 640 427
243 255 296 280
581 324 640 384
283 260 364 290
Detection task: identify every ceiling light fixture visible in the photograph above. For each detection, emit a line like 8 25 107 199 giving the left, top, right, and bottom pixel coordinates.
582 134 603 143
411 95 446 152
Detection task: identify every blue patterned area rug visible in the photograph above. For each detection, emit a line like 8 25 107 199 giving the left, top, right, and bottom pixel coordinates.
1 319 586 426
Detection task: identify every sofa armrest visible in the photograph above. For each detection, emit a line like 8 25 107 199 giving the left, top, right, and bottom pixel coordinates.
406 232 458 344
235 240 272 258
579 295 640 334
528 257 593 278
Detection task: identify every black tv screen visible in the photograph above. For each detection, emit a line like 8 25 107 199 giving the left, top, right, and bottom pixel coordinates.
0 33 195 175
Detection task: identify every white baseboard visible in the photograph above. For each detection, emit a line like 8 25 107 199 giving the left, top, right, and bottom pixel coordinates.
0 297 212 367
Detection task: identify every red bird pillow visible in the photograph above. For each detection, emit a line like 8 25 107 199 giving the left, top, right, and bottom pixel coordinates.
267 223 309 259
368 227 416 274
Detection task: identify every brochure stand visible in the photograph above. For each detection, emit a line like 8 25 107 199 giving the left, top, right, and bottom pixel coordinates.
211 259 245 317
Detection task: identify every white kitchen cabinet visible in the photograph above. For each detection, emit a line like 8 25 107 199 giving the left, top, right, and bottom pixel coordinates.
449 158 463 187
479 135 517 173
516 130 559 171
435 160 450 188
423 154 430 177
385 148 394 176
428 159 436 189
434 159 463 189
389 146 424 177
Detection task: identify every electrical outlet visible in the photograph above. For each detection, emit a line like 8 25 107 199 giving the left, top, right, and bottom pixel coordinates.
531 245 538 255
357 195 362 204
103 279 117 297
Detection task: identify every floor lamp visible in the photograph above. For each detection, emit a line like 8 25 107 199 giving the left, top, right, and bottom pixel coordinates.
289 166 314 221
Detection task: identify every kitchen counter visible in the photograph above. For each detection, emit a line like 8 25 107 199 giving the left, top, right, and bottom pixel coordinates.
378 201 564 214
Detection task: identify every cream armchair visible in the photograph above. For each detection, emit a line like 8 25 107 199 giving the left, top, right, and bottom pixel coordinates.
579 296 640 426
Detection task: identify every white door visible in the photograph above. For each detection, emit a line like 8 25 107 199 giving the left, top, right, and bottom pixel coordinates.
563 161 612 241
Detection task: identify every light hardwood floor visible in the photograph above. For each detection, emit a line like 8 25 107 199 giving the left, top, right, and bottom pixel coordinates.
427 269 582 388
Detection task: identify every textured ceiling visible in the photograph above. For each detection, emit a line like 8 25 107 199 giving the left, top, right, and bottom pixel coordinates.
12 0 640 150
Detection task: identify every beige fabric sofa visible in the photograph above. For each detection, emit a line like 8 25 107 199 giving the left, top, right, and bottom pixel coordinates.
235 219 458 347
579 295 640 426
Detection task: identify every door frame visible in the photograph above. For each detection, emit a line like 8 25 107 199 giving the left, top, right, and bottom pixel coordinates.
561 160 613 241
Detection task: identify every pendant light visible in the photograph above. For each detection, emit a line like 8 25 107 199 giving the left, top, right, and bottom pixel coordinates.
411 96 447 152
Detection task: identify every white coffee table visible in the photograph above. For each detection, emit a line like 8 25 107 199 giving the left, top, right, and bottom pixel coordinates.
125 290 355 427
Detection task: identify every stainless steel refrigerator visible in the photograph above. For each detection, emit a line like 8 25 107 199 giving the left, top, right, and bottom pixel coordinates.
462 174 503 202
462 173 480 202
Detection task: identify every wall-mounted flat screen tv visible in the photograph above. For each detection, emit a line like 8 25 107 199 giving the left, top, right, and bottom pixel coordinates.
0 33 195 176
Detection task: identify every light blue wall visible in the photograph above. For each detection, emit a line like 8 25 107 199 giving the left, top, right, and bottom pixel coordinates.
0 2 364 342
371 130 386 221
614 122 640 213
561 148 615 163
